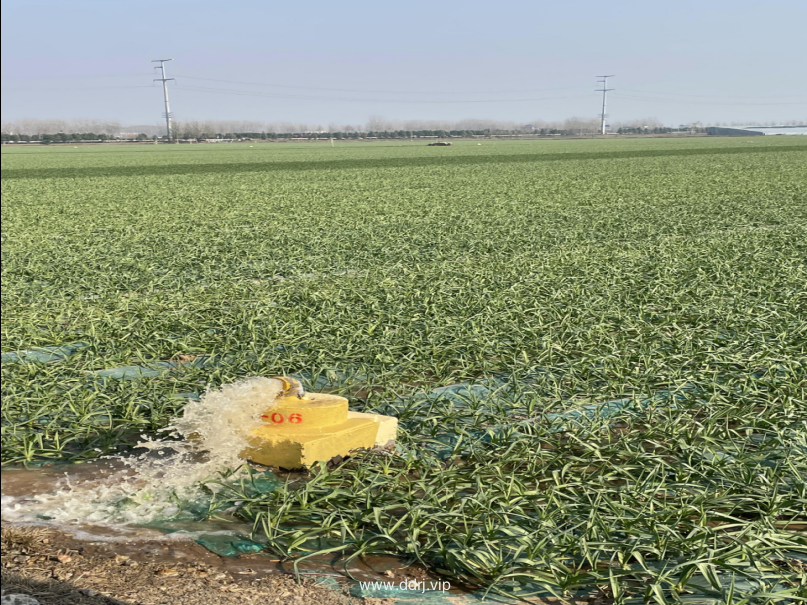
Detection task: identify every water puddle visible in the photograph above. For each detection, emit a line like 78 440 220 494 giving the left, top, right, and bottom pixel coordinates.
3 377 285 523
0 376 429 586
1 462 424 583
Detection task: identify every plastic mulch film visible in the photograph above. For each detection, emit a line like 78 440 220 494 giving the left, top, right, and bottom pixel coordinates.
1 342 90 364
5 346 803 603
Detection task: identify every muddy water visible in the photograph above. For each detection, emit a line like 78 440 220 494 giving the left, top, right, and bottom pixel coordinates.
0 463 421 583
0 376 431 585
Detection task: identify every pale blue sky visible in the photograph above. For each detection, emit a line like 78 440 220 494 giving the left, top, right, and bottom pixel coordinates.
2 0 805 127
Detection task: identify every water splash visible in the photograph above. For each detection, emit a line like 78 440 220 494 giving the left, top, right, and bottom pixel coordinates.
2 377 283 527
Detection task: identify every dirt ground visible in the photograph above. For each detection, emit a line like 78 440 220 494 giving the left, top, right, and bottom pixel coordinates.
1 526 391 605
2 526 616 605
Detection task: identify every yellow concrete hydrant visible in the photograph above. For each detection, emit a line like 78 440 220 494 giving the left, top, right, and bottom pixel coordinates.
241 377 397 469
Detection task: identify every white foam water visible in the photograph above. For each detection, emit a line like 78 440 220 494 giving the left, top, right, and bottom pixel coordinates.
1 376 283 528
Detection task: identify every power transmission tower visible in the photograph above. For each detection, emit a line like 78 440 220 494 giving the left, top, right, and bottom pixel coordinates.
152 59 174 141
596 75 615 135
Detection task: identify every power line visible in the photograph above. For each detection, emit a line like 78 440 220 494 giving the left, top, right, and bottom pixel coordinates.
1 73 154 82
611 93 806 106
172 74 586 96
174 83 592 104
2 85 157 92
5 74 802 101
152 59 174 141
620 88 807 100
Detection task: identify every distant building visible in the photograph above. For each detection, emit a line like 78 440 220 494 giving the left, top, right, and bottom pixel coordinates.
707 125 807 136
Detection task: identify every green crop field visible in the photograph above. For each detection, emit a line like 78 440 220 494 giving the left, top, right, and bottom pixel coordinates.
2 138 806 603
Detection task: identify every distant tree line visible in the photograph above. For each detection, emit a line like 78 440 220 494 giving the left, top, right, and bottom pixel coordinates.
3 116 804 143
185 126 691 140
171 129 612 141
1 132 153 143
176 129 525 140
1 127 704 144
17 115 800 143
616 126 678 134
0 118 122 136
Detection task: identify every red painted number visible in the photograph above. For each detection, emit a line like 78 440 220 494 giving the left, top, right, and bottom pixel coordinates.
264 413 304 424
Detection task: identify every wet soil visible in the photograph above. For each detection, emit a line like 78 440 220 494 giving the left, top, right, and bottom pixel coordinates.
1 525 611 605
1 465 611 604
1 525 379 605
0 464 440 604
0 464 434 581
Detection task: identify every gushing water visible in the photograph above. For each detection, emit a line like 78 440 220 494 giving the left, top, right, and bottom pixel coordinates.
2 377 283 528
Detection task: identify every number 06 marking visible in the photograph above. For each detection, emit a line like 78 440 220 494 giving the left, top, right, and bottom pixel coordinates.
261 412 304 424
